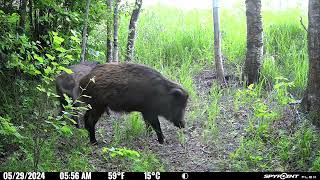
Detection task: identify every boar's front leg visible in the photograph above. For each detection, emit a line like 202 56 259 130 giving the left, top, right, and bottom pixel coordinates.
142 113 164 144
84 106 105 144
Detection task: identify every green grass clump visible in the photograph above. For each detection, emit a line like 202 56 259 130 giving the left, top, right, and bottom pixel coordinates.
124 112 146 141
231 79 320 171
0 128 93 171
102 147 165 172
263 9 308 96
203 82 222 143
110 112 147 147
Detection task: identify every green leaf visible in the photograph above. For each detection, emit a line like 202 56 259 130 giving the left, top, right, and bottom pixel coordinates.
71 36 81 44
53 35 65 46
69 118 78 125
59 66 73 74
51 62 58 66
70 29 78 36
52 31 58 36
8 13 19 24
60 125 73 137
36 85 46 92
101 147 109 154
44 66 52 75
27 54 32 61
248 84 254 90
66 55 74 60
34 54 44 63
63 94 73 104
55 47 66 53
34 69 42 75
45 54 55 60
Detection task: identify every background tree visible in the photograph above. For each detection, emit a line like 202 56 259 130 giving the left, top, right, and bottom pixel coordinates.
29 0 34 36
212 0 226 85
106 0 113 62
126 0 143 61
80 0 91 62
301 0 320 125
244 0 263 85
113 0 121 62
18 0 28 34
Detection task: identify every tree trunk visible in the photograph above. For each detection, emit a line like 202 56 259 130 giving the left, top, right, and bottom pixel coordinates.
80 0 91 62
301 0 320 126
35 8 47 43
18 0 28 34
244 0 263 85
106 0 113 62
126 0 142 61
113 0 120 62
212 0 226 85
29 0 34 35
34 9 39 40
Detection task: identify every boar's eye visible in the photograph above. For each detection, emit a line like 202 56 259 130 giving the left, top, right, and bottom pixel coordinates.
169 88 184 98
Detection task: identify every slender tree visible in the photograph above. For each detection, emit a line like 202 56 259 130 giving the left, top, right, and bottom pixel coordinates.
244 0 263 85
212 0 226 85
34 9 39 40
301 0 320 125
35 8 49 43
106 0 113 62
29 0 34 35
80 0 91 62
18 0 28 34
113 0 120 62
126 0 142 61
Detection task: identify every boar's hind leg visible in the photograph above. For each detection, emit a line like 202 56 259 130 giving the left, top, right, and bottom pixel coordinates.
142 113 164 144
84 106 105 144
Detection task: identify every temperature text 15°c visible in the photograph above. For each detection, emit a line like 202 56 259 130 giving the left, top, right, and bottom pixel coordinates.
144 172 160 180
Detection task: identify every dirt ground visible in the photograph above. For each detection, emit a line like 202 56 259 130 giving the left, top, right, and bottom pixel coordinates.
89 69 248 172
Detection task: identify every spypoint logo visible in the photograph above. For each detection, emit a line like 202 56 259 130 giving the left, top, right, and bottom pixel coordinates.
264 173 299 180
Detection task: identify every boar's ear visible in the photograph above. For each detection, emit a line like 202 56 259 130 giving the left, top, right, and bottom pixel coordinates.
169 88 184 97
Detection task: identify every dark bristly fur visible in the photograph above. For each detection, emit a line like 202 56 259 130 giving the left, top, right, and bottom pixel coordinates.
80 63 189 144
55 61 100 127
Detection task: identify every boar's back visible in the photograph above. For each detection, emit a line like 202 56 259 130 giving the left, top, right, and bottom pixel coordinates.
80 63 184 112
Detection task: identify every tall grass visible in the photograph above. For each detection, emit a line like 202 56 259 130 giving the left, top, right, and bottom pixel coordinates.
90 6 308 98
263 10 308 96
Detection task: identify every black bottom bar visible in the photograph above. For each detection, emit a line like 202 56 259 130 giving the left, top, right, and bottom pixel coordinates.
1 172 319 180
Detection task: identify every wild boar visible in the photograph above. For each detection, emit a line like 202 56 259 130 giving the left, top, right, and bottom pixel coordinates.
55 61 100 127
79 63 189 144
